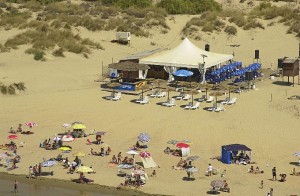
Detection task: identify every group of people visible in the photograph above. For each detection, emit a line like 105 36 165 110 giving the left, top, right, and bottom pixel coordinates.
232 151 251 165
248 165 264 174
28 163 43 178
90 146 111 157
40 138 63 150
164 147 182 157
110 152 135 165
10 124 33 135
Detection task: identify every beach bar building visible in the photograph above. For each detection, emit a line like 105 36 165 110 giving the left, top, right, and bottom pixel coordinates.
281 58 300 86
116 38 233 83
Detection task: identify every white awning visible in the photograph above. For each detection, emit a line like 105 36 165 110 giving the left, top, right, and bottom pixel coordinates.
139 38 233 69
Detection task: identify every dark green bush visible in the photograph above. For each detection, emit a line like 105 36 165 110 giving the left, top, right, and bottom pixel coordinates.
34 50 45 60
224 25 237 36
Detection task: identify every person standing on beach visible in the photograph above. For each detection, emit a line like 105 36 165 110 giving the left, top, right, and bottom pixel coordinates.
270 188 273 196
117 152 122 164
14 180 18 193
260 180 263 189
208 164 213 176
38 163 42 176
272 167 277 181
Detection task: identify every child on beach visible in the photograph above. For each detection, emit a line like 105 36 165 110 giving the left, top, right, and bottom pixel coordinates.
14 180 18 193
260 180 263 189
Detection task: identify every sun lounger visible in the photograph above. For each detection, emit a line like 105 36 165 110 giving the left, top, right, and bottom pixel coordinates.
184 102 200 110
157 91 167 98
207 103 217 112
182 94 191 100
214 104 226 112
139 96 149 104
221 97 230 105
162 98 176 107
175 92 185 100
149 90 159 98
206 96 214 103
227 97 237 105
112 92 121 101
197 95 206 102
105 92 114 100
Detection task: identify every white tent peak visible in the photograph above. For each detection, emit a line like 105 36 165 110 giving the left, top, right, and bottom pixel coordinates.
139 38 233 69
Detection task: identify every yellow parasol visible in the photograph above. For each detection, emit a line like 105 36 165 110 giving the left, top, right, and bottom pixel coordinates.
59 146 72 151
73 152 86 157
72 123 86 129
76 166 94 173
99 143 109 148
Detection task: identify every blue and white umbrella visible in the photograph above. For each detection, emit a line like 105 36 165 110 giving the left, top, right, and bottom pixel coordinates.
173 69 193 77
138 133 151 143
42 160 56 167
118 164 133 169
294 152 300 156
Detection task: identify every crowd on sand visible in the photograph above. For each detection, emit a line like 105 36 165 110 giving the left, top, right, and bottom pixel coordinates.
1 122 300 196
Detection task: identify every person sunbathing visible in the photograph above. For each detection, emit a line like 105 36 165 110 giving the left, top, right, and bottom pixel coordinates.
279 174 287 182
9 127 16 134
222 180 230 193
176 158 184 167
111 155 117 164
90 148 98 156
164 147 171 154
248 166 254 173
122 157 129 164
105 147 111 155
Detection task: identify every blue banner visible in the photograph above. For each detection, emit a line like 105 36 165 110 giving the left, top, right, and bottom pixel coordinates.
115 83 135 91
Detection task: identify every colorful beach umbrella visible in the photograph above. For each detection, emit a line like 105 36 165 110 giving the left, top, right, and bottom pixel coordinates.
8 135 18 140
62 123 71 128
127 150 139 155
99 143 109 148
186 156 199 162
176 143 189 148
118 164 133 169
211 180 225 189
73 152 86 157
294 152 300 156
42 160 56 167
59 146 72 151
173 69 193 77
61 135 75 142
140 151 151 158
186 167 199 173
25 122 37 129
138 133 151 143
72 123 86 129
76 166 94 173
53 136 61 141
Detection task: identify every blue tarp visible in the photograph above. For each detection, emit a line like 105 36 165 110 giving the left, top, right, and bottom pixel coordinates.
221 144 251 164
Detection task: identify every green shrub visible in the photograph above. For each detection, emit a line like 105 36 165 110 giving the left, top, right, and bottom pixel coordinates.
20 1 43 12
34 50 45 60
243 19 264 30
224 25 237 36
52 47 65 57
228 13 246 27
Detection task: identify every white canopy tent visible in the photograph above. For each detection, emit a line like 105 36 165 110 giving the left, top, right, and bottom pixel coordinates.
139 38 233 83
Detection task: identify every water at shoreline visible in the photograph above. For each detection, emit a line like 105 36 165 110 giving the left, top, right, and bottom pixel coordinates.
0 178 114 196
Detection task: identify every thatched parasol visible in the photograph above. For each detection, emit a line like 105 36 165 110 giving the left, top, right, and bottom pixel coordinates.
107 82 121 95
138 85 150 101
209 91 224 107
200 83 214 98
108 61 150 71
189 90 199 105
154 79 167 90
224 85 236 99
165 86 175 100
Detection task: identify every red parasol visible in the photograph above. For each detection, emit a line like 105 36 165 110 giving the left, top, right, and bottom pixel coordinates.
140 151 151 158
8 135 18 140
176 142 189 148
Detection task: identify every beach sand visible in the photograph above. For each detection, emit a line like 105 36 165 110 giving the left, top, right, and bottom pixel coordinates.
1 12 300 196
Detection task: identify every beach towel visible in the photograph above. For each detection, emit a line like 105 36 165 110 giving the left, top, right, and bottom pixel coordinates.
141 157 158 169
107 163 117 167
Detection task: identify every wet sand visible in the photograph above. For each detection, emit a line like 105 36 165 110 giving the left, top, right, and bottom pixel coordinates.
0 172 162 196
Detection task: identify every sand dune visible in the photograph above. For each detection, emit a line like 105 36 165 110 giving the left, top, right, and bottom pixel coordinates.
0 14 300 196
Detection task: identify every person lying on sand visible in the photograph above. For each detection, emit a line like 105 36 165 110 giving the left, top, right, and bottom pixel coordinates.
90 148 98 156
292 168 300 176
9 127 16 134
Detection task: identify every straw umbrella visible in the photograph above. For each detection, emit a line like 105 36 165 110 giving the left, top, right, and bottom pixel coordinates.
209 91 224 107
138 85 150 101
225 85 235 99
154 79 167 91
165 86 175 101
201 83 214 98
107 82 121 96
189 90 199 105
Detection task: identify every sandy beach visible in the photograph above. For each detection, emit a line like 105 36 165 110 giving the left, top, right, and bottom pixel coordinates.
1 6 300 196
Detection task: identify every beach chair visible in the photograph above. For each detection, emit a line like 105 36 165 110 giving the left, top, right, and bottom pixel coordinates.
227 97 237 105
190 102 200 110
112 92 121 101
105 92 114 100
206 96 214 103
139 96 149 104
149 90 159 98
157 92 167 98
207 103 217 112
175 92 185 100
197 95 206 102
182 94 191 100
184 102 193 109
221 97 230 105
162 98 176 107
215 104 226 112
